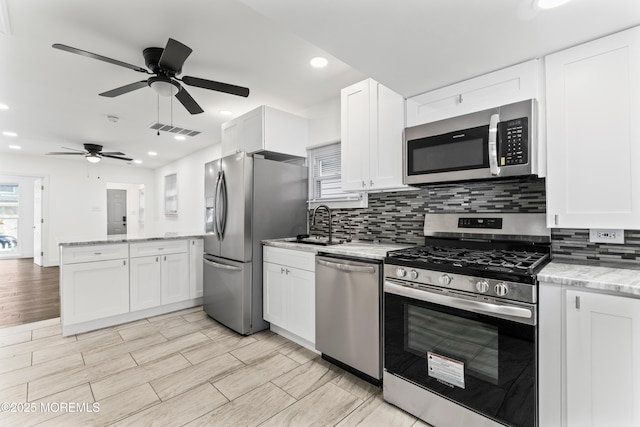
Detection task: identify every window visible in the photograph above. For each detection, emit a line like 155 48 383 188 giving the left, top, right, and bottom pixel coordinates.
0 183 19 254
307 142 367 208
164 173 178 215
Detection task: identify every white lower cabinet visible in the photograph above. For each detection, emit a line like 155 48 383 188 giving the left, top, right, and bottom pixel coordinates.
263 246 315 346
565 290 640 427
160 252 190 305
129 256 162 311
189 239 204 299
61 257 129 324
540 283 640 427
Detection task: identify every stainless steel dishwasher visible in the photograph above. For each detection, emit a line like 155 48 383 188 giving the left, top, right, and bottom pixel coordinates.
315 253 382 384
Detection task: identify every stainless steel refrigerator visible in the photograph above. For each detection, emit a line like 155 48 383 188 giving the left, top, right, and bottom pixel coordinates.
203 152 307 335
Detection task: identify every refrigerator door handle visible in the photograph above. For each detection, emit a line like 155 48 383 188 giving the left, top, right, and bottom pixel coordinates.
220 171 228 239
204 258 242 271
214 171 223 240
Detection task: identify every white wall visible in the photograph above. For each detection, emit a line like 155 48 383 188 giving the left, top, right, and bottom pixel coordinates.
297 96 341 147
0 153 155 266
153 144 221 234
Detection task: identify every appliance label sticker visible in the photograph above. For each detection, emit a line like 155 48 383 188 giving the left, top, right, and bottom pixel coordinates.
427 352 465 389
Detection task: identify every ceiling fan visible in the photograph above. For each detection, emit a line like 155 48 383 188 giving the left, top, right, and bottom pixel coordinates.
46 144 132 163
52 38 250 114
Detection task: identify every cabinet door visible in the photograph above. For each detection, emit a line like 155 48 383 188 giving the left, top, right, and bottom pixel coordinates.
221 118 243 157
546 27 640 229
369 83 405 190
189 239 204 299
130 256 161 311
565 290 640 427
161 253 190 305
341 79 372 191
286 267 315 343
263 262 287 327
406 59 541 126
61 259 129 324
241 106 265 154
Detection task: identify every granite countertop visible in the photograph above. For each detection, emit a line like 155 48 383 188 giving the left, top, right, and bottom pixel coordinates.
58 232 204 247
263 238 412 261
539 261 640 298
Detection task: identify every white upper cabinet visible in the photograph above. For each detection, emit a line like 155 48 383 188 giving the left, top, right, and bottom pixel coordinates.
221 105 308 158
341 78 406 192
546 26 640 229
406 59 543 127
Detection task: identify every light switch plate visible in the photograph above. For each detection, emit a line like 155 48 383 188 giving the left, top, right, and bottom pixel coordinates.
589 229 625 244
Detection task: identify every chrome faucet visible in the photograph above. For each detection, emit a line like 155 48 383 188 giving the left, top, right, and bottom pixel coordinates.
312 204 332 244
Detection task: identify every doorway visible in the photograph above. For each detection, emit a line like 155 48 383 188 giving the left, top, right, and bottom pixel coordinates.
107 189 127 235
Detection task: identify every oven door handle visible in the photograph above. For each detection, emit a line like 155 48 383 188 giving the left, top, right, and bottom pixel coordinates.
384 280 535 325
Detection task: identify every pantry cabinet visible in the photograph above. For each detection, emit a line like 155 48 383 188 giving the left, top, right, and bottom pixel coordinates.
263 246 315 347
539 282 640 427
545 26 640 229
221 105 308 158
341 78 406 192
406 59 542 127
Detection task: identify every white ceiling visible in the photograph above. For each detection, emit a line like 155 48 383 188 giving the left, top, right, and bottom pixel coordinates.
0 0 365 168
239 0 640 97
1 0 639 169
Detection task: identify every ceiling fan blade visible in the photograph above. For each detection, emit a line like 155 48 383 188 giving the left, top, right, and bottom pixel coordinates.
46 152 84 155
175 87 204 114
99 80 148 97
102 154 133 161
60 146 86 152
181 76 249 97
101 151 126 156
52 44 148 73
159 38 192 74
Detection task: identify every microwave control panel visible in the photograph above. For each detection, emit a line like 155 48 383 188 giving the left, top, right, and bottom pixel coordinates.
498 117 528 166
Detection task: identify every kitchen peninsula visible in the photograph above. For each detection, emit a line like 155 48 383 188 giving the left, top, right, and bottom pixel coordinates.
58 234 203 336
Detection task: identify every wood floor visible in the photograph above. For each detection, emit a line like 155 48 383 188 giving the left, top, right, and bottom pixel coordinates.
0 307 432 426
0 258 60 328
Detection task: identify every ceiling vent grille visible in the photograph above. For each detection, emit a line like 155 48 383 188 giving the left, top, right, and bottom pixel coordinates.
148 122 201 137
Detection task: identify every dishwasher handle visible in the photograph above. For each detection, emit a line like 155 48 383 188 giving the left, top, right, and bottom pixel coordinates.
317 259 376 274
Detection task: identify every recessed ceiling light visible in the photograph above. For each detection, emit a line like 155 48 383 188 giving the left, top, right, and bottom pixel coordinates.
219 110 233 116
536 0 572 9
174 135 186 141
310 57 328 68
0 104 8 110
2 131 17 137
133 159 143 164
8 145 20 150
147 151 157 156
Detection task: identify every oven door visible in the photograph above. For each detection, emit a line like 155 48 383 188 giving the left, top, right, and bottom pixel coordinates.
384 280 536 427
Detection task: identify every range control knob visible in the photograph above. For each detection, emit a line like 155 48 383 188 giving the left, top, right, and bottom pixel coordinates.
475 280 490 293
495 282 509 297
439 274 452 286
409 270 419 280
396 268 407 278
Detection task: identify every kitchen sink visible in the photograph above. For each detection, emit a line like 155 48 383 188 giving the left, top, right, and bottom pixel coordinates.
290 236 346 246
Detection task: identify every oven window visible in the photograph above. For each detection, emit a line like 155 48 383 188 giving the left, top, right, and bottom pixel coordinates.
407 124 489 175
385 291 536 427
407 305 499 385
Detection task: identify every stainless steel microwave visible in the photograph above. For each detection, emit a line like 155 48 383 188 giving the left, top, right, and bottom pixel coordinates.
403 99 539 185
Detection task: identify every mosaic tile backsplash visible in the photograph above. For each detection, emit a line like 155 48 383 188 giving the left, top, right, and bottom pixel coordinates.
309 178 546 245
308 176 640 264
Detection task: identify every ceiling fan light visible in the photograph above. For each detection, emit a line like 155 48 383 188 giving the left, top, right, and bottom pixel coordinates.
149 77 180 97
86 153 101 163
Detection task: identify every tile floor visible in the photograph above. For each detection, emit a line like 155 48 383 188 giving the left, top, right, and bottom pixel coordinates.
0 306 432 426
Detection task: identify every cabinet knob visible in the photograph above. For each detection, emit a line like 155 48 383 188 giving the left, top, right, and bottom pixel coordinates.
369 180 374 186
362 180 366 187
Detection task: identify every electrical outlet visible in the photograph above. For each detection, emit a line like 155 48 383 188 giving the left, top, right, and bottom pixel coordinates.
589 229 625 244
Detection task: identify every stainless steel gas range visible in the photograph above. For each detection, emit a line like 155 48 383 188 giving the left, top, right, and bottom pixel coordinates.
383 213 550 427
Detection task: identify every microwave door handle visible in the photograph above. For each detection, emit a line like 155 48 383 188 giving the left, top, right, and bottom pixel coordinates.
488 113 501 176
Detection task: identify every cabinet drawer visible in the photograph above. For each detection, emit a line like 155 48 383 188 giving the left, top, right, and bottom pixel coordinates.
263 246 315 272
130 240 188 258
61 243 129 265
